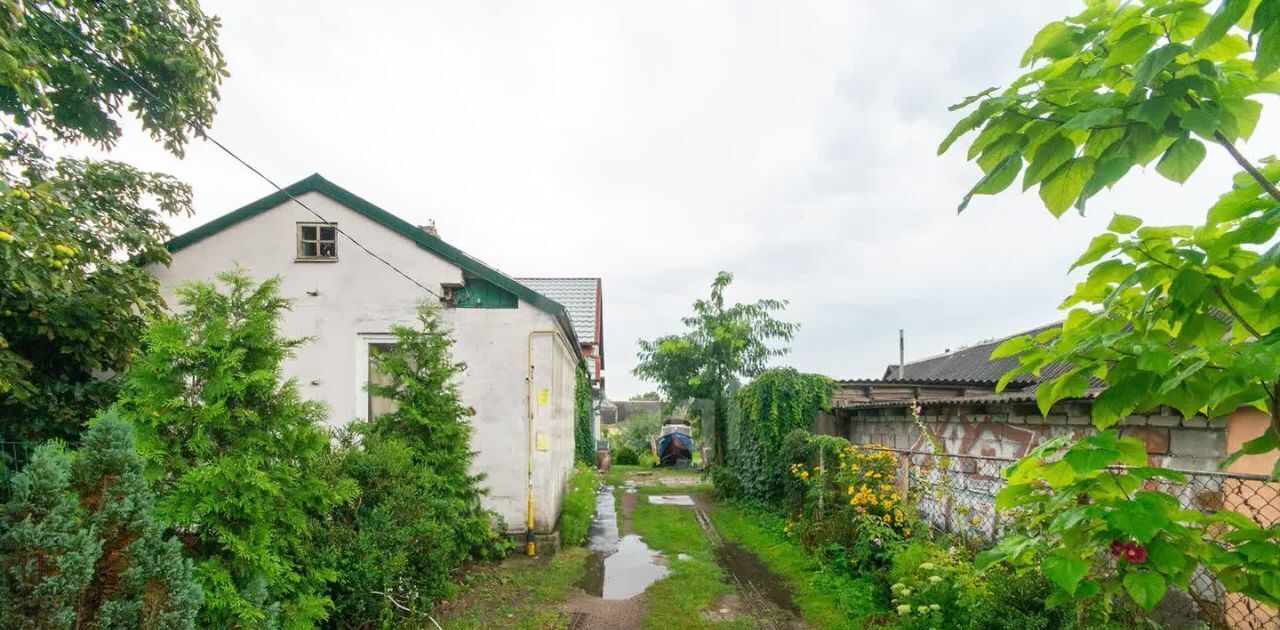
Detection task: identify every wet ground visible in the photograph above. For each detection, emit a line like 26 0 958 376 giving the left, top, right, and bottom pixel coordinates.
575 485 669 600
563 471 805 629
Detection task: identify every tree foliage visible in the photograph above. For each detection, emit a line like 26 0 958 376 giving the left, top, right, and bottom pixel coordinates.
118 271 351 628
0 0 227 152
0 0 226 441
633 271 797 465
944 0 1280 468
324 302 506 626
729 368 833 503
0 144 192 441
978 431 1278 618
0 413 202 629
942 0 1280 620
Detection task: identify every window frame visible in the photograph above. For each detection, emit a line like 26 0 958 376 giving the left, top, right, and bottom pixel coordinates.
296 222 338 261
354 333 398 421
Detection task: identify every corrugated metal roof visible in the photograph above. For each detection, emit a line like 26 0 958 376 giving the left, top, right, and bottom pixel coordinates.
883 321 1071 384
840 385 1103 410
516 278 600 344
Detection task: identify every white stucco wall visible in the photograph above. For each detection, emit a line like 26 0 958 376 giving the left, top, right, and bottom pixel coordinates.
148 191 577 533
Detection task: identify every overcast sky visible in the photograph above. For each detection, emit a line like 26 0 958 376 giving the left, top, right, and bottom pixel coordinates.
87 1 1278 398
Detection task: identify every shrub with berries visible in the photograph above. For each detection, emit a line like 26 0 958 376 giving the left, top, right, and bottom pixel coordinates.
977 431 1280 623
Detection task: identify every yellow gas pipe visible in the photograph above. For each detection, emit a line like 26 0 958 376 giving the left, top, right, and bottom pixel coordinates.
525 330 560 556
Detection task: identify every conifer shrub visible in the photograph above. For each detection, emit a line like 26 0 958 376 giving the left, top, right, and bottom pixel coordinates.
0 414 201 629
321 302 508 625
118 270 352 628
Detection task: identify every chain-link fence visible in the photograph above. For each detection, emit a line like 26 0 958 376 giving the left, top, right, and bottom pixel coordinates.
872 447 1279 630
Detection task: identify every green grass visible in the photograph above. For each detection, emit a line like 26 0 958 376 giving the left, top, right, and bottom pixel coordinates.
602 464 645 485
560 463 599 546
435 546 589 629
630 500 750 629
709 503 889 629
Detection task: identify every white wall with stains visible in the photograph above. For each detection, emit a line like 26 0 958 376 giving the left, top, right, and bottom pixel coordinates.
148 190 577 533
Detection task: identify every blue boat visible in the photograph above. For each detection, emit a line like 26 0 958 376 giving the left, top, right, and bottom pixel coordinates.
655 419 695 468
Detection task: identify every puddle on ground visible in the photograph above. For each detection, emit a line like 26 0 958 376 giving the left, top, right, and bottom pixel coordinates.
577 485 669 600
647 494 695 506
713 542 799 614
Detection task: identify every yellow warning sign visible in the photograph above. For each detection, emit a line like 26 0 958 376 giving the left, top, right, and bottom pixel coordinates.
536 388 550 406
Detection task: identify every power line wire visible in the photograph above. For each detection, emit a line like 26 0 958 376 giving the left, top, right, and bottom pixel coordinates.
30 9 444 300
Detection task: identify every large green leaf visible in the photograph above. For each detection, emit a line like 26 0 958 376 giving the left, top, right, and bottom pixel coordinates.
1063 108 1123 130
1123 571 1167 610
1192 0 1249 53
1108 214 1142 234
1129 97 1173 127
1043 555 1090 595
958 152 1023 213
1156 137 1206 183
1132 43 1189 89
1039 157 1096 216
1023 135 1077 191
1071 232 1120 270
1258 24 1280 77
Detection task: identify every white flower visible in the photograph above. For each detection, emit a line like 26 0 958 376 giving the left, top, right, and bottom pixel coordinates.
928 575 943 584
929 604 941 611
919 562 937 571
897 605 911 616
917 606 929 614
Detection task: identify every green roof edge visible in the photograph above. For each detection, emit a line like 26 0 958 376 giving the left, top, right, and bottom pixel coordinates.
165 174 583 360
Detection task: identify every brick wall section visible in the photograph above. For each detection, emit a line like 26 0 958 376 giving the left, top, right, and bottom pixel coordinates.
821 404 1228 472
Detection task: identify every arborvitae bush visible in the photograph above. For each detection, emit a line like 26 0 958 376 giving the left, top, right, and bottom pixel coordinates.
0 414 201 629
322 303 506 626
118 270 353 628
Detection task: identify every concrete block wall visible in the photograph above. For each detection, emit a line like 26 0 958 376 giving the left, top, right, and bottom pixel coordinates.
833 406 1227 472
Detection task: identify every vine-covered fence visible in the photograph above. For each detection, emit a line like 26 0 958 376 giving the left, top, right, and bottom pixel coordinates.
874 447 1279 630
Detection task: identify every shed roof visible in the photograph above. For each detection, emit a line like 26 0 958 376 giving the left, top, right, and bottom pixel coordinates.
883 321 1070 384
515 278 601 345
164 174 582 359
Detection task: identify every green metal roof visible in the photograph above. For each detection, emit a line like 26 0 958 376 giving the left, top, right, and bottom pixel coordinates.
166 174 583 358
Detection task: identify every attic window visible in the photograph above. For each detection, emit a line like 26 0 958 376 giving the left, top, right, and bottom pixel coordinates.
297 223 337 260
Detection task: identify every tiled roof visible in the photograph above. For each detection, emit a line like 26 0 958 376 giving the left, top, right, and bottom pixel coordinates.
516 278 600 345
883 321 1072 385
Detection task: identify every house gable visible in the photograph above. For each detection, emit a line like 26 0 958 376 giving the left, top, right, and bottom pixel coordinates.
166 174 582 356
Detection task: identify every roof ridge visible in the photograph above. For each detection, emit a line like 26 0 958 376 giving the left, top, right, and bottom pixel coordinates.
163 174 583 359
898 318 1063 367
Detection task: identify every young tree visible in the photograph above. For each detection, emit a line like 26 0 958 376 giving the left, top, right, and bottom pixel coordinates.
118 271 351 628
942 0 1280 619
323 303 504 624
633 271 797 465
0 0 227 441
943 0 1280 466
0 413 202 629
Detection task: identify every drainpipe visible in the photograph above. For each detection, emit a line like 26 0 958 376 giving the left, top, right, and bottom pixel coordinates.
525 330 560 556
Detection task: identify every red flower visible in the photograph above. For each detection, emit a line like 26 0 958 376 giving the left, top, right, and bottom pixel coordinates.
1109 540 1147 564
1123 544 1147 564
1109 540 1125 558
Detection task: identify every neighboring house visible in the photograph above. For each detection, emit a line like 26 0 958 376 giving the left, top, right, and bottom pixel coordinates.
515 277 605 446
515 277 604 392
150 174 583 547
820 321 1276 477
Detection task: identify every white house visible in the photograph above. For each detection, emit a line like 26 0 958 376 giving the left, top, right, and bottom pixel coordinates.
150 174 582 550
